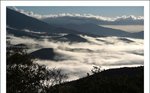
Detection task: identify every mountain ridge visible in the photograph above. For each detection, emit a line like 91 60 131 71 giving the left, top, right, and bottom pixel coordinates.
7 8 143 39
7 8 97 37
48 66 144 93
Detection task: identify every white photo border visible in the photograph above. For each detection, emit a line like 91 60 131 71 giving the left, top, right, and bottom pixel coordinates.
1 1 149 93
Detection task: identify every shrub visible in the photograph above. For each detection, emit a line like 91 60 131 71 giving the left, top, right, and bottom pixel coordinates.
91 66 101 74
7 47 68 93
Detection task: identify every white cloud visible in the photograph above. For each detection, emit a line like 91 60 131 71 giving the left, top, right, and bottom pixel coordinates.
10 6 19 11
100 25 144 32
41 13 144 24
38 13 143 22
40 14 144 25
115 15 143 21
7 35 144 81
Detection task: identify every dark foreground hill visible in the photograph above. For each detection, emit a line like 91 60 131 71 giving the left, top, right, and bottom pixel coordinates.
48 66 144 93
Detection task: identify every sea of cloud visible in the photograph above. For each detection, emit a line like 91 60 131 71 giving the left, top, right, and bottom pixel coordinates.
100 25 144 32
8 34 144 81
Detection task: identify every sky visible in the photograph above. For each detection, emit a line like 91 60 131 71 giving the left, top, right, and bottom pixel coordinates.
15 6 144 17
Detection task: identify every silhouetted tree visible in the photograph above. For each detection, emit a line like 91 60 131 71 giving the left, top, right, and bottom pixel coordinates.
91 66 101 74
7 47 68 93
7 46 33 65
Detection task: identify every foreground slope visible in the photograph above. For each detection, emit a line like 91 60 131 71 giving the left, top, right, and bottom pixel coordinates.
48 66 143 93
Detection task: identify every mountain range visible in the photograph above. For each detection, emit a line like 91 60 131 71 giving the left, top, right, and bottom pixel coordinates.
7 8 144 41
41 15 143 25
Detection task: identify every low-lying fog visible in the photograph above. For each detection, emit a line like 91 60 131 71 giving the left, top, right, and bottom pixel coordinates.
8 35 144 81
100 25 143 32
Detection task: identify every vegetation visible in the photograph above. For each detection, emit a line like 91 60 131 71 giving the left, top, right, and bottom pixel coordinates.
48 66 144 93
91 65 102 74
7 47 68 93
7 47 144 93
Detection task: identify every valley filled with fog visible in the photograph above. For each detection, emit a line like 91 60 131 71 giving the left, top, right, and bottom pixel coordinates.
7 34 143 80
